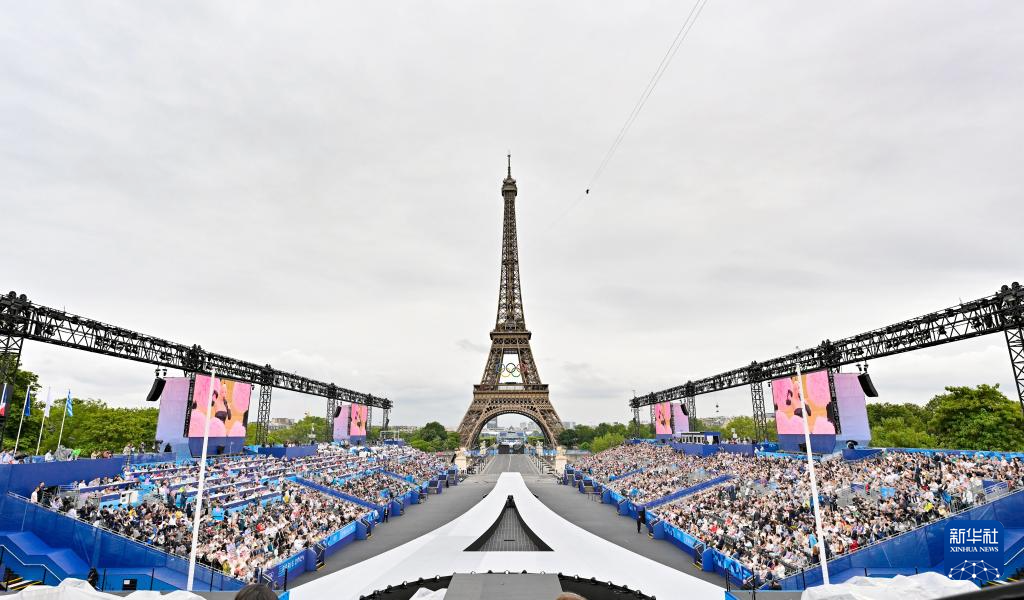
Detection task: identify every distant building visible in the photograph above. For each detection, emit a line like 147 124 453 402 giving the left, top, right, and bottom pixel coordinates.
486 418 498 429
561 421 576 430
385 425 420 433
268 418 294 431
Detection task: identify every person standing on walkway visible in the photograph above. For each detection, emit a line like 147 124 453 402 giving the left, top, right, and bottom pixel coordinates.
636 506 646 534
383 503 389 523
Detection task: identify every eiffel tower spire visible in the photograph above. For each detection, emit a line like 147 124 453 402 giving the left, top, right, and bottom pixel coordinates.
456 159 564 448
496 153 526 331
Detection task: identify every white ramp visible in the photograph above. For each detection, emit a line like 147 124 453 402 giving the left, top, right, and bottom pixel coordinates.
293 472 723 599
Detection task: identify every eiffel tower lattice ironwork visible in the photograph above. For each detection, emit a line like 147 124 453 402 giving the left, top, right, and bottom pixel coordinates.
456 157 565 448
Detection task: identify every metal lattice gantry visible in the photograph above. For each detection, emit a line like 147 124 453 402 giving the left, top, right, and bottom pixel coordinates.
630 282 1024 418
1006 326 1024 416
0 290 392 444
0 328 26 449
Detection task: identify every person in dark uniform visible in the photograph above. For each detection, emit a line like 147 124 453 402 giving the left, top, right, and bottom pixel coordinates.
637 506 646 534
383 503 389 523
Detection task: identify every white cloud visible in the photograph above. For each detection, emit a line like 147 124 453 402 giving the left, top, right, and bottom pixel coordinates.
2 1 1022 429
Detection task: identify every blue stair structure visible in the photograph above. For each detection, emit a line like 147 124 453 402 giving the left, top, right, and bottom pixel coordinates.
0 531 89 580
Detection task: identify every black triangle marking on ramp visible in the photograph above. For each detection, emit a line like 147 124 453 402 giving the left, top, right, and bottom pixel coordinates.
464 495 552 552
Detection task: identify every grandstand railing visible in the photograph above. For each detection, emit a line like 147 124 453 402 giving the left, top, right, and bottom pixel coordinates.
771 485 1024 590
0 493 245 591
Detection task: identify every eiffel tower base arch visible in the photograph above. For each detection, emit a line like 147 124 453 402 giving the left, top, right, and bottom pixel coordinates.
457 385 564 448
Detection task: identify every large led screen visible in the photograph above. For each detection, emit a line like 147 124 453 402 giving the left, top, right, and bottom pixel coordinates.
834 373 871 442
188 375 252 439
333 405 350 441
654 402 672 435
155 377 192 445
772 371 836 435
349 403 367 437
672 403 689 434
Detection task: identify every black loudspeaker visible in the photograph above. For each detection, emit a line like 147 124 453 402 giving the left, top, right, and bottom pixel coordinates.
858 373 879 397
216 445 225 455
334 405 343 418
145 378 166 402
798 443 808 452
680 403 689 416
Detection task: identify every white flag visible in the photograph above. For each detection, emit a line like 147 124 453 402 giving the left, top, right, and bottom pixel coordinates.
43 387 54 418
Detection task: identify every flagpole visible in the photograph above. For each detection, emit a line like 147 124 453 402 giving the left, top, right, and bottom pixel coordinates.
794 348 830 586
35 387 51 456
57 390 70 451
14 388 30 453
187 367 216 592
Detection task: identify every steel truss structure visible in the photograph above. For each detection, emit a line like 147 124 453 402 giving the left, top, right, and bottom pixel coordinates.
0 291 391 446
630 282 1024 423
455 158 565 448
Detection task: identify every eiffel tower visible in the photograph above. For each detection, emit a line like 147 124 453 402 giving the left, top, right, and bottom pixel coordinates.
456 157 565 448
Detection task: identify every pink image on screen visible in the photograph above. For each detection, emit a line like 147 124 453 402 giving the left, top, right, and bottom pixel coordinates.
654 402 672 434
188 376 251 439
771 371 836 435
349 404 367 436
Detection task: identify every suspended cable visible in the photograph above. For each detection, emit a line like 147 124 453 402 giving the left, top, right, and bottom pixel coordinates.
547 0 711 228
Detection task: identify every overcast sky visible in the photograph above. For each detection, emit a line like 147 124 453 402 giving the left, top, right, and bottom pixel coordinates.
2 1 1022 429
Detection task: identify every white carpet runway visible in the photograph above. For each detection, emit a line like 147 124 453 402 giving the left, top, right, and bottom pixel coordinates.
292 472 722 599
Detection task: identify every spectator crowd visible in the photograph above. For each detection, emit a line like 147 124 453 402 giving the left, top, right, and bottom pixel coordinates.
570 442 1024 587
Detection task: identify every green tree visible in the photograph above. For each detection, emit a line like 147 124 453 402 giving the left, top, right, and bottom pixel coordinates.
0 368 41 451
723 416 757 440
869 416 937 448
557 428 579 448
419 421 447 442
574 425 596 446
926 385 1024 451
590 432 625 453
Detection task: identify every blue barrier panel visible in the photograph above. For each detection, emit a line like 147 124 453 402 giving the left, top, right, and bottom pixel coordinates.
0 457 128 497
256 445 318 459
719 444 755 456
842 448 882 461
187 438 246 456
657 519 751 586
294 477 383 517
672 443 719 457
644 474 733 509
265 549 308 588
322 522 358 559
126 452 176 465
778 434 836 454
887 448 1024 460
609 468 643 482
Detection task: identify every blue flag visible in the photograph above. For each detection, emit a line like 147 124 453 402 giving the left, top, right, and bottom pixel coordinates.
65 390 73 417
23 387 31 416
